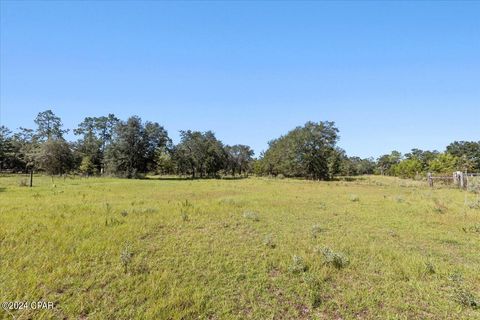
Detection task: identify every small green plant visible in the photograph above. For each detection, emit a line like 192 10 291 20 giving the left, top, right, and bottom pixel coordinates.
243 211 259 221
105 202 112 226
455 287 479 309
311 224 323 239
303 274 322 308
466 198 480 209
425 261 436 274
181 211 189 222
433 199 447 214
349 194 359 202
263 234 276 248
319 247 349 269
289 255 307 273
120 243 133 273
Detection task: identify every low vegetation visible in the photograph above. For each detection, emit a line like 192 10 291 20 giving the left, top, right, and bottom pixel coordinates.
1 175 479 319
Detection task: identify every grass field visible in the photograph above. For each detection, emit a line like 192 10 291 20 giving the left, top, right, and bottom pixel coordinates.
0 175 479 319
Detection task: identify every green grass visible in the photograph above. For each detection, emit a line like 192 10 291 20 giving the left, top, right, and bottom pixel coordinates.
1 175 479 319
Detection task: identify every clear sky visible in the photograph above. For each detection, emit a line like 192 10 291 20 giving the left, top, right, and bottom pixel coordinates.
1 1 479 158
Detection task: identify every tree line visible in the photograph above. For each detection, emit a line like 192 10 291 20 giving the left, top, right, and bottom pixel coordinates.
0 110 478 180
0 110 254 179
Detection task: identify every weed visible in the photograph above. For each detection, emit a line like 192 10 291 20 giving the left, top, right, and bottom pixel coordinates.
311 224 323 239
120 210 128 217
455 287 479 309
349 194 360 202
433 199 448 214
319 247 349 269
466 198 480 209
181 211 189 222
263 234 276 248
120 243 133 273
289 255 307 273
105 202 112 226
243 211 259 221
425 261 436 274
303 274 322 308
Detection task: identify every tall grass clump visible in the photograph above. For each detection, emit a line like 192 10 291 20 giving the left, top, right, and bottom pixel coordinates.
263 234 276 248
243 211 259 221
120 243 133 273
311 224 323 239
289 255 307 273
318 247 349 269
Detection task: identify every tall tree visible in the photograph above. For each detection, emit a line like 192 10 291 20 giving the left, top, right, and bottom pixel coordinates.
259 121 340 180
36 139 74 175
225 144 254 176
0 126 13 170
173 130 226 178
74 117 102 174
446 141 480 172
34 110 68 140
105 116 169 178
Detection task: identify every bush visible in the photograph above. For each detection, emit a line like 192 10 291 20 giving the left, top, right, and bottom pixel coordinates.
311 224 323 239
289 255 307 273
349 194 359 202
318 247 349 269
243 211 259 221
263 234 276 248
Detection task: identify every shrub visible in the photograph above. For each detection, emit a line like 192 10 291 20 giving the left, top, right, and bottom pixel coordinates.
120 243 133 273
319 247 349 269
263 234 276 248
425 261 436 274
433 199 448 214
455 287 479 309
289 255 307 273
276 174 285 179
303 274 322 308
311 224 323 239
349 194 359 202
243 211 259 221
467 176 480 194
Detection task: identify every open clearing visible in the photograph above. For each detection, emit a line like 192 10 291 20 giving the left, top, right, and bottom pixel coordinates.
0 175 479 319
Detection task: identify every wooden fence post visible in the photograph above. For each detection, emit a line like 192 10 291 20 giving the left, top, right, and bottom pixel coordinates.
428 173 433 187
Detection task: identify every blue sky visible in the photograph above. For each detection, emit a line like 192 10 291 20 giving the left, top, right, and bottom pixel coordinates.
1 1 479 158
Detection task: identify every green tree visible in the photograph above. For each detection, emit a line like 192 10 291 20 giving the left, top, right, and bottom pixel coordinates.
259 121 340 180
446 141 480 172
173 130 227 178
79 156 96 175
34 110 68 140
376 151 402 175
391 158 423 178
225 144 254 176
36 138 74 175
105 116 169 178
428 153 458 174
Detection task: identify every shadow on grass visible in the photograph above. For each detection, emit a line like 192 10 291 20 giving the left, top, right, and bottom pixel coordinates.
0 187 6 192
